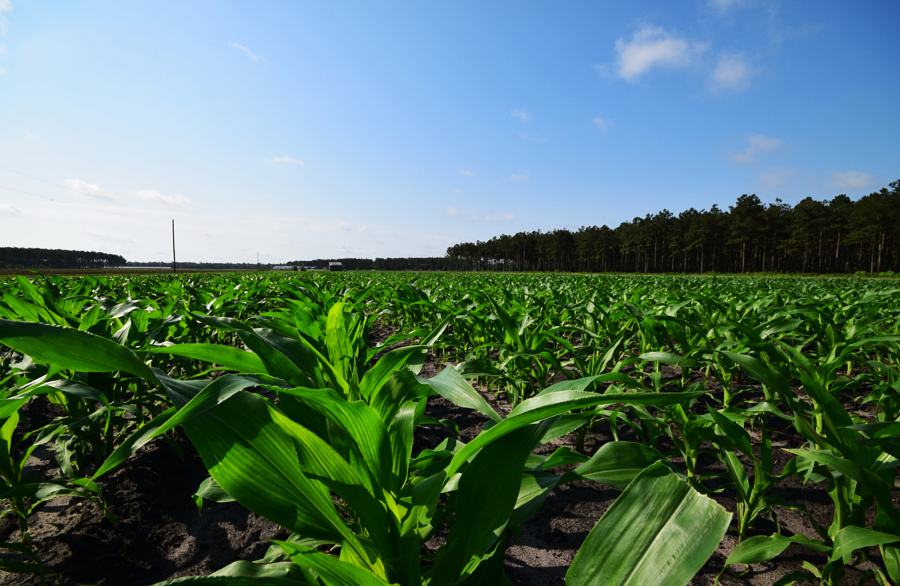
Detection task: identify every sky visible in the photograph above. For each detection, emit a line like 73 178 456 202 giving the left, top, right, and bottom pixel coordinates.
0 1 898 263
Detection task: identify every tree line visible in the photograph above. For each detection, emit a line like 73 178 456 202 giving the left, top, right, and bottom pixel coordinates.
445 181 900 274
289 258 457 271
0 248 127 269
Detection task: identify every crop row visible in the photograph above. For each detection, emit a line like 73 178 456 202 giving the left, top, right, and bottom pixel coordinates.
1 272 898 585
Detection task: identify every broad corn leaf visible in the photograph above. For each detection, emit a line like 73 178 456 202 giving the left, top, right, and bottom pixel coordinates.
566 462 730 586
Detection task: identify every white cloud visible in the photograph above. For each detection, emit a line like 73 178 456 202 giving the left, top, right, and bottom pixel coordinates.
508 169 530 181
445 207 514 223
518 131 544 143
25 132 41 143
267 156 304 166
0 68 6 76
458 169 473 176
592 117 612 130
709 0 744 11
0 202 21 216
511 109 531 122
335 219 367 232
0 0 9 32
731 133 783 165
445 207 478 222
229 42 266 63
757 167 798 191
711 53 752 91
134 189 191 207
0 43 6 59
831 171 876 191
65 179 113 200
614 26 708 81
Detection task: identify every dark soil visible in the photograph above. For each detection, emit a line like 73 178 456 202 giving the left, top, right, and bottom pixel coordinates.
1 323 895 585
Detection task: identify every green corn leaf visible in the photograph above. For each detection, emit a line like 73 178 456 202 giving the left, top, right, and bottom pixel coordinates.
725 533 830 566
275 542 393 586
786 448 900 534
93 406 178 478
829 525 900 563
419 367 502 422
326 302 355 383
430 422 551 586
177 390 369 558
147 344 266 374
568 441 665 490
0 319 158 383
360 345 430 402
447 389 703 479
566 462 731 586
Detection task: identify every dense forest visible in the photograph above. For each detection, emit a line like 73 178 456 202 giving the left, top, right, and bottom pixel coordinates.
446 181 900 274
0 248 126 269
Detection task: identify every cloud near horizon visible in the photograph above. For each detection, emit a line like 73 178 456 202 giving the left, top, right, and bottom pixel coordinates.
65 179 113 200
831 171 876 191
0 202 21 216
731 133 783 165
134 189 191 207
614 26 708 81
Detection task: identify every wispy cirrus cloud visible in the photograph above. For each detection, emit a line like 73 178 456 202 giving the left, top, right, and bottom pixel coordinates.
229 42 266 63
335 219 367 232
134 189 191 207
831 171 876 191
756 167 799 191
710 52 753 92
731 133 783 165
0 0 10 32
25 132 41 143
65 179 114 200
267 156 304 166
445 207 515 223
458 169 473 177
709 0 744 12
508 169 530 182
612 26 708 81
511 109 531 122
592 117 612 130
0 202 21 216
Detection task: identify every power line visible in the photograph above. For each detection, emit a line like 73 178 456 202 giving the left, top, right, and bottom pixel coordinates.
0 184 152 222
0 165 105 198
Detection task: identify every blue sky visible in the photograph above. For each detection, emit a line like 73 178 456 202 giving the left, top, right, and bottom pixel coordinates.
1 0 898 263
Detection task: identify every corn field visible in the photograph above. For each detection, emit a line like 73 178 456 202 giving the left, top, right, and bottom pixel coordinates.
1 271 898 585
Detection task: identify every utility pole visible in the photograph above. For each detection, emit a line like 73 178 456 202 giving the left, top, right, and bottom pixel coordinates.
257 252 260 272
172 220 177 273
